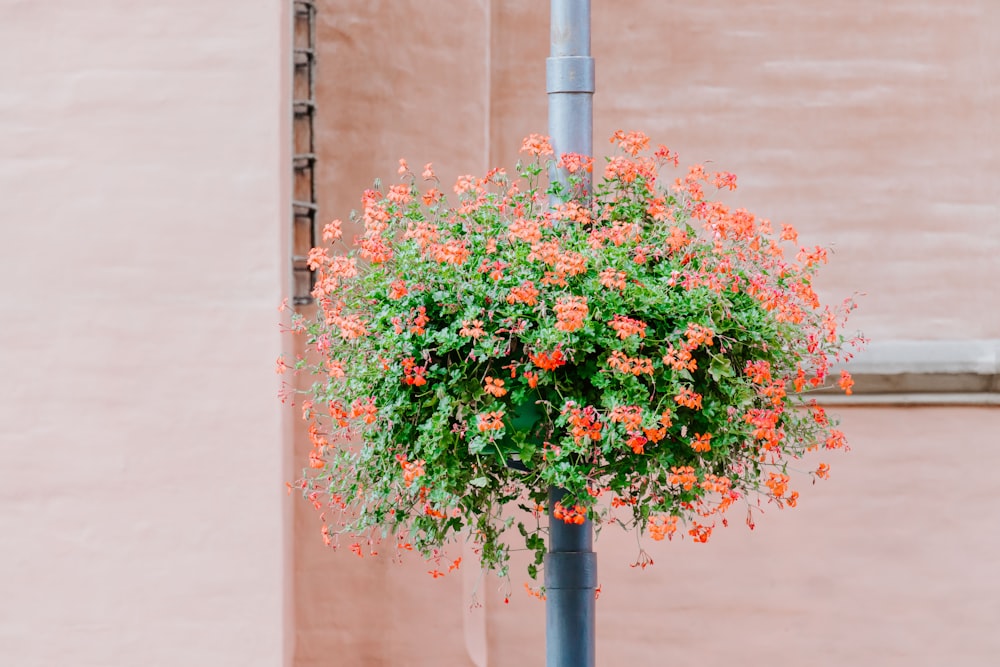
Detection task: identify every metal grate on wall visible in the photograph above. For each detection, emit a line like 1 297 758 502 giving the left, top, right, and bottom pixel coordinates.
291 0 318 305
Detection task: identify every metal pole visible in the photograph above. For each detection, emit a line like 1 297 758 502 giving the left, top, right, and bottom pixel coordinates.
546 2 596 666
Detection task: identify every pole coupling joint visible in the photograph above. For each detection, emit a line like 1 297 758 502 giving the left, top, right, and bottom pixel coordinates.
545 552 598 589
546 56 595 94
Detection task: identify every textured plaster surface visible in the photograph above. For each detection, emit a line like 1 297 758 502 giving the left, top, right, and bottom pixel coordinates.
0 1 290 665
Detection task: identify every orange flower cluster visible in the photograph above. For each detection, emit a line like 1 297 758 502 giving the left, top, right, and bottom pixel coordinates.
395 455 426 488
598 267 627 291
610 129 651 157
557 152 594 174
744 407 780 448
349 397 378 424
609 405 643 431
607 351 654 376
387 279 408 300
688 522 713 543
508 217 542 243
838 370 855 395
685 323 715 347
608 315 647 340
519 133 554 157
552 501 587 525
433 238 471 265
673 387 703 410
669 466 698 491
648 515 679 541
643 410 672 444
690 432 712 453
744 360 772 385
477 410 505 432
483 376 507 397
554 201 592 225
459 319 486 340
565 404 602 444
506 280 540 305
554 295 589 332
401 357 428 387
408 306 429 335
530 347 567 371
764 472 791 498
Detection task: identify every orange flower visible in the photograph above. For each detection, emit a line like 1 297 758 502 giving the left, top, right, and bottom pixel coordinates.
610 130 650 157
599 268 627 291
554 296 588 332
306 247 330 270
609 405 643 431
322 219 342 241
668 466 697 491
745 360 772 385
654 144 680 166
552 501 586 525
434 239 470 265
509 217 542 244
839 370 854 395
815 462 831 480
453 174 476 195
712 171 737 191
459 319 486 340
626 432 648 454
530 348 567 371
520 133 554 157
477 410 505 432
422 162 436 181
397 455 426 487
690 432 712 453
557 152 594 174
409 306 430 335
308 448 324 469
506 281 540 306
388 280 408 300
642 425 666 443
566 404 602 444
685 323 715 348
688 522 713 543
607 351 654 376
825 429 847 450
648 515 678 541
780 223 798 244
765 472 790 498
422 188 442 206
483 376 507 397
401 357 428 386
608 315 647 340
673 387 703 410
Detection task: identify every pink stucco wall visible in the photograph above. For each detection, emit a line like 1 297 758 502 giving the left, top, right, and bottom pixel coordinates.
297 1 1000 665
0 2 291 665
1 1 997 666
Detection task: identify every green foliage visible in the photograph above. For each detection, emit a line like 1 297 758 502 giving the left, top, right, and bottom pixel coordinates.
285 132 861 580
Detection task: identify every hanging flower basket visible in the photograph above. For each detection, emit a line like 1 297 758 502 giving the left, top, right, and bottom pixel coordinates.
283 131 861 581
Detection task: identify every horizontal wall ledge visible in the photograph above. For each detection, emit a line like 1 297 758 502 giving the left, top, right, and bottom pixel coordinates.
824 339 1000 403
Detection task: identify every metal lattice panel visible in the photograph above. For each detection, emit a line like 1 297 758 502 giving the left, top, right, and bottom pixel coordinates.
292 0 317 305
